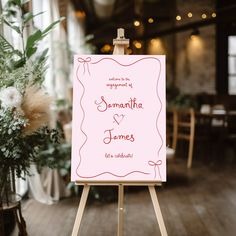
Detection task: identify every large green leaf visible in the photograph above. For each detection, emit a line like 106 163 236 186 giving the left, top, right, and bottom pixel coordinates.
12 57 25 68
23 12 33 23
26 46 37 58
36 48 49 64
25 18 62 58
9 0 21 7
13 49 23 57
42 18 64 36
3 20 21 34
11 25 21 34
23 11 44 24
25 30 43 51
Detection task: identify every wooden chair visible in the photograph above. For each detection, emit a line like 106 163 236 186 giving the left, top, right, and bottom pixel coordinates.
173 108 195 168
166 108 178 151
224 111 236 158
166 108 178 161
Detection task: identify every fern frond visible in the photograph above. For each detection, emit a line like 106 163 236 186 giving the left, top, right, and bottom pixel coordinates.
0 34 14 53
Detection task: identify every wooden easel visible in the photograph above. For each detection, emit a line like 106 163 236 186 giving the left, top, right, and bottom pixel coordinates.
71 28 168 236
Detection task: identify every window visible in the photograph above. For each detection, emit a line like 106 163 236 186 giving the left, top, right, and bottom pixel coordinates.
228 36 236 94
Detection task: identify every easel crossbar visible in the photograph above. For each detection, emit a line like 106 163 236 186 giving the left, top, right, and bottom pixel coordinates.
75 181 162 186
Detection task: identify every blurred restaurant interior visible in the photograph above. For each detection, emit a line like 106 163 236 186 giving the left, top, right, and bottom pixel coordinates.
1 0 236 235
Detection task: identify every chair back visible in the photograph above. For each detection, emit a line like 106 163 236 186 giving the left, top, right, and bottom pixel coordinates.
176 108 195 142
174 108 195 168
166 108 178 150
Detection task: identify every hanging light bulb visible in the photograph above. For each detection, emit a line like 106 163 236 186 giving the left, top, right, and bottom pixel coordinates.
187 12 193 18
134 20 141 27
101 44 112 53
176 15 181 21
148 18 154 23
133 40 142 49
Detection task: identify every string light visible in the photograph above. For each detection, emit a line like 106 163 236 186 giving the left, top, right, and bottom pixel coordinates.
101 44 111 53
145 11 213 26
134 20 140 27
187 12 193 18
75 10 86 18
133 40 142 49
148 18 154 23
176 15 181 21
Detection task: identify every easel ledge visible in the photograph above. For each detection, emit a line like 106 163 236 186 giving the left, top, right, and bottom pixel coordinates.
75 181 162 186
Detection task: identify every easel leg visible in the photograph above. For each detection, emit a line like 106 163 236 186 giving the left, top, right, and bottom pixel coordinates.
148 186 168 236
71 185 90 236
117 184 124 236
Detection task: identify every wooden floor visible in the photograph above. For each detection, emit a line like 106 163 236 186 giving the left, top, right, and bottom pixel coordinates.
10 159 236 236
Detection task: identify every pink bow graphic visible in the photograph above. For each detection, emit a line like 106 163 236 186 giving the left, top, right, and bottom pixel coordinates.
78 57 91 75
148 160 162 180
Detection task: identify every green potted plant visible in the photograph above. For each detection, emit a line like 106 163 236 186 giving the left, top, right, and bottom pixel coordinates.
0 0 63 233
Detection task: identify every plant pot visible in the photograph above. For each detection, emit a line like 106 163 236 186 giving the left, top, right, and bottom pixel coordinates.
1 210 16 236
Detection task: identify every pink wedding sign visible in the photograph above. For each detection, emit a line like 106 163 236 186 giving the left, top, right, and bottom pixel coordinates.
71 55 166 182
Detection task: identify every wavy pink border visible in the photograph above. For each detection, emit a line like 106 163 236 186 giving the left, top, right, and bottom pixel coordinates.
75 56 164 180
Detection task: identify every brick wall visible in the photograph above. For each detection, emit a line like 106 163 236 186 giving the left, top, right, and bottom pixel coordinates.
175 0 216 94
176 25 216 94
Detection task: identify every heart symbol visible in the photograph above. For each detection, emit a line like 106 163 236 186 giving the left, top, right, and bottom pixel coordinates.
113 114 125 125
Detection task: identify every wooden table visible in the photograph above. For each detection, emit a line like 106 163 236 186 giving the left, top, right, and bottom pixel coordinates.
195 110 236 159
195 110 236 128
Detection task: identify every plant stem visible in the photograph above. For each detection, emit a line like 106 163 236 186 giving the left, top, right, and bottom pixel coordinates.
0 167 9 236
20 5 26 62
21 31 26 61
0 171 8 197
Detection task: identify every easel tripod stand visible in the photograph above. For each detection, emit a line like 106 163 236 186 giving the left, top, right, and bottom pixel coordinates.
71 28 168 236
